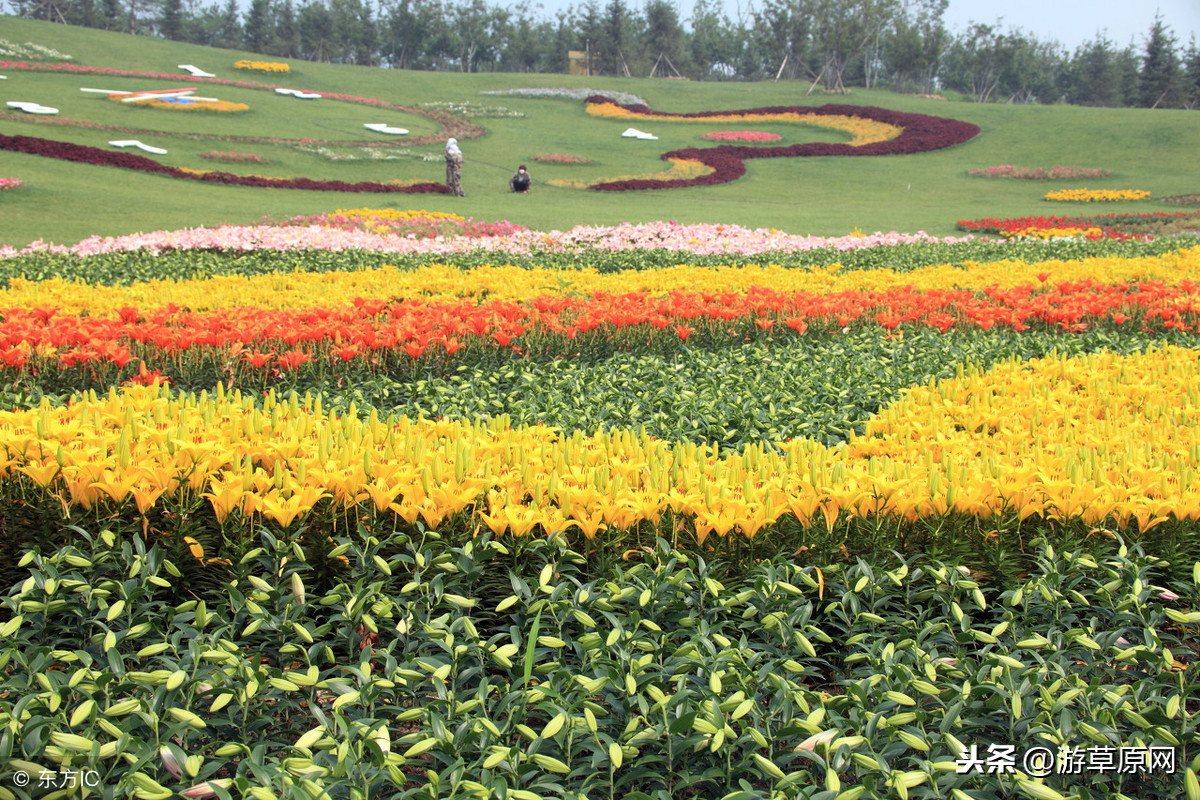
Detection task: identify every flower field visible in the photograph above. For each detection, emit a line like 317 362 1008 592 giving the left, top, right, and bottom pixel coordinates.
1 213 1199 799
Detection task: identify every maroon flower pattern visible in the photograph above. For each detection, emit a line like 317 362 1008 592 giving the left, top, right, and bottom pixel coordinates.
583 97 981 191
0 133 451 193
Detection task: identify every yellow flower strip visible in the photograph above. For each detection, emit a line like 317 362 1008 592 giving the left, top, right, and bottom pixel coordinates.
1003 227 1106 240
1 347 1198 537
7 248 1200 317
585 103 902 146
233 60 289 72
1044 189 1151 202
547 158 715 189
327 209 467 223
109 96 249 112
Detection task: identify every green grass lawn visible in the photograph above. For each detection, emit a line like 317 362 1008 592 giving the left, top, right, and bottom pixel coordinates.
2 16 1199 247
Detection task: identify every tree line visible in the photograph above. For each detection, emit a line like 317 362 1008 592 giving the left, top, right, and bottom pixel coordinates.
8 0 1200 108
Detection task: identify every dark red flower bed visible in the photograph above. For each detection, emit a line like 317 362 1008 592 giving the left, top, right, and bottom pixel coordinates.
584 98 980 191
0 133 451 193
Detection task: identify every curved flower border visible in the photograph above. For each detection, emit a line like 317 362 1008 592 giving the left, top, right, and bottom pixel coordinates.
583 97 980 191
0 133 451 194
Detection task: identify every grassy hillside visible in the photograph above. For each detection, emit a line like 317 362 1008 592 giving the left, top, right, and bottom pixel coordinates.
2 16 1199 247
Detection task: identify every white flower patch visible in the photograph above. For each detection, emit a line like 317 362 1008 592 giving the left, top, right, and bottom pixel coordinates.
0 39 72 60
480 88 647 106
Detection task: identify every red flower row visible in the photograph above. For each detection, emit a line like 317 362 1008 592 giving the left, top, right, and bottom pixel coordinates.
957 212 1200 237
584 98 981 191
0 133 451 193
3 280 1197 372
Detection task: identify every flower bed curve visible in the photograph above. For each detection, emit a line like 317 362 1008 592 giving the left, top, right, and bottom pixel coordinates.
0 133 452 194
582 97 981 191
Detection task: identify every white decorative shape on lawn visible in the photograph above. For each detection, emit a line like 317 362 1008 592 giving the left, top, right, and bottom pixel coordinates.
121 89 197 103
6 101 57 114
275 88 322 99
621 127 658 140
108 139 168 154
177 64 216 77
363 123 409 135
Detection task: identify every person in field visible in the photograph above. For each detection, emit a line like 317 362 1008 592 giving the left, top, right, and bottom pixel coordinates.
510 165 531 193
444 138 465 196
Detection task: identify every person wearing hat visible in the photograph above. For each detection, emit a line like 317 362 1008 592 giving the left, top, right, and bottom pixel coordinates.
445 138 465 196
510 165 531 193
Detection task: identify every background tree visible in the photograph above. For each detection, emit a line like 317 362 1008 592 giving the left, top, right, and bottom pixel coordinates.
354 0 378 64
449 0 505 72
575 1 604 76
544 10 575 74
642 0 686 77
1115 44 1140 106
996 30 1064 103
497 4 547 73
804 0 898 92
273 0 301 57
749 0 811 81
1137 14 1183 108
158 0 184 38
380 0 445 69
1184 36 1200 109
600 0 631 75
883 0 946 93
1065 34 1122 106
212 0 239 45
939 22 1014 102
688 0 736 79
243 0 272 51
297 0 334 59
98 0 121 29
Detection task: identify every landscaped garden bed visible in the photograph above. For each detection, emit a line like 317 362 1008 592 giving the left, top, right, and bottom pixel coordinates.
1 28 1199 796
0 216 1198 797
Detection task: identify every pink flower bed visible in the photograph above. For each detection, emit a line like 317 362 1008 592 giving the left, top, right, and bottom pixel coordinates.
967 166 1113 180
531 154 592 164
0 221 982 259
0 177 22 191
701 131 783 142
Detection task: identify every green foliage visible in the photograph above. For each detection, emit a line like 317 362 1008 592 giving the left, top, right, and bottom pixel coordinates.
1 531 1197 798
8 326 1176 452
2 236 1194 288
